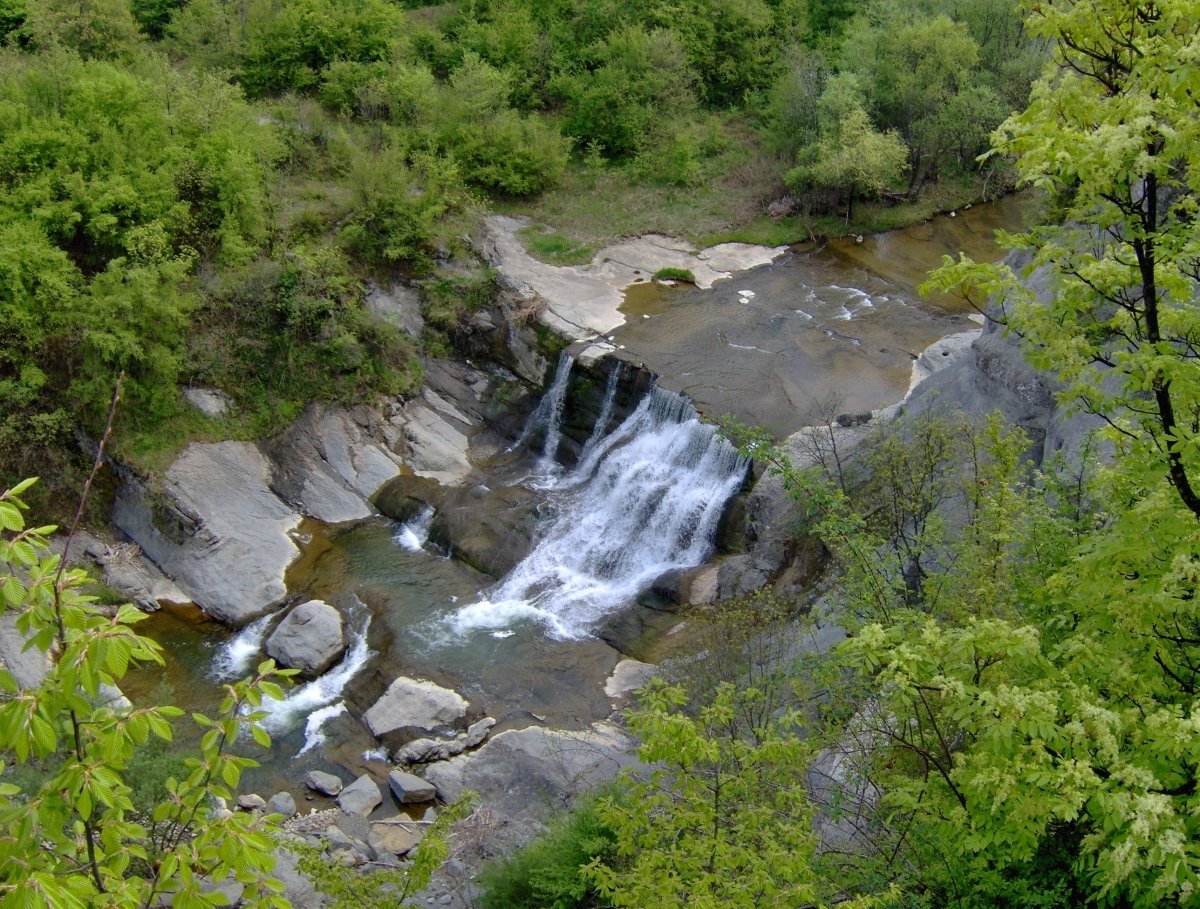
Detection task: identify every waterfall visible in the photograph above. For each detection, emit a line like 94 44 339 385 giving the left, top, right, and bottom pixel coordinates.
452 386 748 639
211 613 273 681
512 351 574 462
258 608 373 738
578 364 621 463
394 505 435 552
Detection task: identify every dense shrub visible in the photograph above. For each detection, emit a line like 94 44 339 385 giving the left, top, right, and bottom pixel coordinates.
478 795 617 909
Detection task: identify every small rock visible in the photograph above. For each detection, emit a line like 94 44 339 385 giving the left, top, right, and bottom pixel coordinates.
267 792 297 817
421 806 438 823
305 770 344 797
389 770 437 804
325 826 358 853
368 821 424 858
336 775 383 817
463 717 496 748
183 387 231 418
237 794 266 811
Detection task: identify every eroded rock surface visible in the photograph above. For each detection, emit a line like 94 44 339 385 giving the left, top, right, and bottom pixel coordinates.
423 722 635 821
113 442 301 626
269 405 405 524
479 215 787 341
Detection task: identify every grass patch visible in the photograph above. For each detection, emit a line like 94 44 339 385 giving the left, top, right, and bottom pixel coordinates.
653 267 695 282
518 225 596 266
477 792 617 909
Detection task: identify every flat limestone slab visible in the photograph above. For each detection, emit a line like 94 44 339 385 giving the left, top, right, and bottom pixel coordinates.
113 442 301 626
479 215 787 343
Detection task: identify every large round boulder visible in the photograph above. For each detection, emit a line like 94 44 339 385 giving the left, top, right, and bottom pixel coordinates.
265 600 345 675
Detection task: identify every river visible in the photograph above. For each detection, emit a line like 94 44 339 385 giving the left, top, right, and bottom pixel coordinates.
122 196 1030 801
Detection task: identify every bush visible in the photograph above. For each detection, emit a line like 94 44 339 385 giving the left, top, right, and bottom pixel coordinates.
478 794 617 909
552 25 697 159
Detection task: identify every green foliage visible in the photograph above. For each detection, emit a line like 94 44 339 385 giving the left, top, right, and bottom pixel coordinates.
0 46 277 476
651 267 695 282
420 269 498 333
552 25 698 159
583 680 827 908
239 0 406 98
0 477 295 908
340 143 470 270
788 103 908 221
187 245 423 434
478 794 616 909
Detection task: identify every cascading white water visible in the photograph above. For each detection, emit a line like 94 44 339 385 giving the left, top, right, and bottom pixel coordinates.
452 386 747 639
258 609 373 740
577 364 621 463
511 351 574 463
211 613 273 681
394 505 435 552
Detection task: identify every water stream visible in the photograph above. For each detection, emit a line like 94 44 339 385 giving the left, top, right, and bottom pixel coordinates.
121 198 1027 796
452 386 747 639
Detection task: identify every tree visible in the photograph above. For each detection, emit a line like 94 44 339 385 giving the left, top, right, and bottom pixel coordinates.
583 681 824 909
844 12 982 189
788 102 908 222
0 466 294 906
925 0 1200 520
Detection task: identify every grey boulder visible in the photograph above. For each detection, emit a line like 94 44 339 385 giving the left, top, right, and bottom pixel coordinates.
265 600 345 675
388 770 436 804
363 677 468 737
304 770 344 797
266 791 297 817
336 775 382 817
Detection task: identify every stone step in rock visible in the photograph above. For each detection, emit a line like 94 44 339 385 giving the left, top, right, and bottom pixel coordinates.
388 770 436 804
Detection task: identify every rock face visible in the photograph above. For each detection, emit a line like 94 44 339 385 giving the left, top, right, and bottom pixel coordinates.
604 659 656 700
423 723 635 821
365 281 424 337
112 442 302 626
0 612 51 689
336 775 383 817
265 600 345 676
64 531 191 612
268 404 405 524
363 678 469 737
398 389 476 486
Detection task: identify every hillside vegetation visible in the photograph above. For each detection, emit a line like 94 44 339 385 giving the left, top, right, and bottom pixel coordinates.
0 0 1039 511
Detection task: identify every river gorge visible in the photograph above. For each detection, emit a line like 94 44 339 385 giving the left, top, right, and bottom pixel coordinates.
109 195 1030 853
